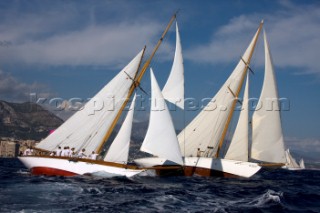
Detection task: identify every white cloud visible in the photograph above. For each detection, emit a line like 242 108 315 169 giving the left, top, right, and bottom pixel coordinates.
0 70 53 102
184 2 320 75
0 2 175 68
4 23 161 66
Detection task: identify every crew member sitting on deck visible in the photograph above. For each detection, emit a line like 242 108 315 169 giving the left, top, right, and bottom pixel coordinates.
70 147 76 157
23 147 34 156
77 149 87 158
61 146 68 157
56 146 62 156
197 148 203 157
89 151 98 160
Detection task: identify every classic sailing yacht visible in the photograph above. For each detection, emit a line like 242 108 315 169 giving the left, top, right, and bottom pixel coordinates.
135 22 263 178
18 14 178 177
177 22 264 178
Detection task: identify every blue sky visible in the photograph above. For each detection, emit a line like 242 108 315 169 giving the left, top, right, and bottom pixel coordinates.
0 0 319 155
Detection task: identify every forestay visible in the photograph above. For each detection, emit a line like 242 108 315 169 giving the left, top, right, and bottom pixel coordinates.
162 22 184 109
140 69 183 165
251 30 286 163
36 50 144 155
178 27 262 157
103 93 136 164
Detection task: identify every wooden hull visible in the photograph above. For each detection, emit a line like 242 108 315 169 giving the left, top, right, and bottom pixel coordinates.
259 163 285 168
135 157 261 178
18 156 143 177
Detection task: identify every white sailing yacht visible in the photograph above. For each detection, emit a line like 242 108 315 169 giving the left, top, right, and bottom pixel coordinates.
282 149 305 170
299 159 306 169
18 14 178 177
177 22 264 178
135 21 262 178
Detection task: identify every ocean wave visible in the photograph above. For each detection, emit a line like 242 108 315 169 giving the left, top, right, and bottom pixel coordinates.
1 158 320 212
250 189 283 207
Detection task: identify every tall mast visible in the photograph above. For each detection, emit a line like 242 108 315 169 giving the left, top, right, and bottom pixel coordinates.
96 13 177 154
215 21 263 158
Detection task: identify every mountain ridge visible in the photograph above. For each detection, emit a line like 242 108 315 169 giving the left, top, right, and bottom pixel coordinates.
0 100 63 140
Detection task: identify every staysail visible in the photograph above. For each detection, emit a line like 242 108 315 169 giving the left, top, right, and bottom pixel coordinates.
36 50 145 155
251 30 286 163
140 69 183 165
162 22 184 109
178 24 262 157
224 73 249 162
103 93 136 163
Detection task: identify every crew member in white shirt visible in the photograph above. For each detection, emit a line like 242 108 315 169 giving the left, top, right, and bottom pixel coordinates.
56 146 62 156
89 151 98 160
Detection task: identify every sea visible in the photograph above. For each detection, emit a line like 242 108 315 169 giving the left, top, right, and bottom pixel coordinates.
0 158 319 213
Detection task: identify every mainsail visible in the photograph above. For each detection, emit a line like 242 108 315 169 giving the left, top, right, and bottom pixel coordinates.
178 24 262 157
140 69 183 165
103 94 136 163
162 22 184 109
224 73 249 162
36 50 145 155
251 30 286 163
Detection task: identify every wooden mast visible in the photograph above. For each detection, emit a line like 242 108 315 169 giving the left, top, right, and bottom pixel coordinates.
215 21 263 158
96 13 177 154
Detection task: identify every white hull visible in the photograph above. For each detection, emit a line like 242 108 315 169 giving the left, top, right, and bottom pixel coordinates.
134 157 261 178
134 157 178 167
18 156 143 178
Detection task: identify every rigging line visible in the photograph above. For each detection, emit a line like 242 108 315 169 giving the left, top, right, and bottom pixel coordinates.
96 13 177 154
124 71 149 95
240 57 255 75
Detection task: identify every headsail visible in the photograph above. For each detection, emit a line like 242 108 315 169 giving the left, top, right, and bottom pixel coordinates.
162 22 184 109
178 24 262 157
224 73 249 162
251 30 286 163
103 93 136 164
36 50 145 155
140 69 183 165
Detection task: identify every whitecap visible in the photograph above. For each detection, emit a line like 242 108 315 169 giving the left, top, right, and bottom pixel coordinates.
250 189 283 207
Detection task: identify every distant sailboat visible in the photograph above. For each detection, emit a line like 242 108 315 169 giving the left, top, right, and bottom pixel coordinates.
282 149 305 170
299 158 305 169
18 14 178 177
